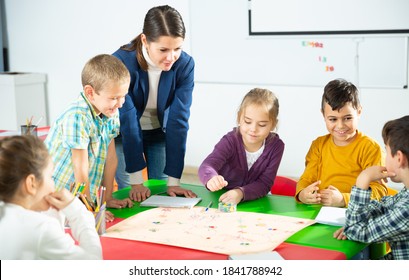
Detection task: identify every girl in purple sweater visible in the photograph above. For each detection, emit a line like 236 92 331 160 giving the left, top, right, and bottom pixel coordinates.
198 88 285 205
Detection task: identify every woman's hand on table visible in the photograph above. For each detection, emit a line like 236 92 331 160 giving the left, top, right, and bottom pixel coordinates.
167 186 197 198
129 184 151 202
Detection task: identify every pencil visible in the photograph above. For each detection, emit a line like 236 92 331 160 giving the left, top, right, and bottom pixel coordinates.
205 201 213 211
95 188 100 210
99 186 105 204
79 194 93 211
72 182 81 196
95 213 104 233
95 203 106 233
69 182 75 192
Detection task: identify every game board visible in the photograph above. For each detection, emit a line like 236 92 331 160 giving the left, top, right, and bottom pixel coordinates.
104 207 315 255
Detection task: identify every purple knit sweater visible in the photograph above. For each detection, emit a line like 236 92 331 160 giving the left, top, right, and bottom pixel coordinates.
198 128 285 201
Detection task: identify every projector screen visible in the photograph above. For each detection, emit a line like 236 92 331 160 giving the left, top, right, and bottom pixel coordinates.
249 0 409 35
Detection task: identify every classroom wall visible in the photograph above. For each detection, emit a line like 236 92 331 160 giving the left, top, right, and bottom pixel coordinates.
3 0 191 122
4 0 409 189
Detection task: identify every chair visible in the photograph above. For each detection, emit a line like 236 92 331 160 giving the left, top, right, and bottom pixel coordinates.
270 175 297 197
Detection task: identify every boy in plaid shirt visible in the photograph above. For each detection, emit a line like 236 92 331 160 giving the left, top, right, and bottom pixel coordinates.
335 115 409 259
45 54 133 220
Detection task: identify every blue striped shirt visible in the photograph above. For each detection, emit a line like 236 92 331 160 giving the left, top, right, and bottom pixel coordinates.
345 186 409 260
45 93 120 201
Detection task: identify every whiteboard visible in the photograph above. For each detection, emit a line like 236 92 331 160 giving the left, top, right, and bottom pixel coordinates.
190 0 409 88
249 0 409 35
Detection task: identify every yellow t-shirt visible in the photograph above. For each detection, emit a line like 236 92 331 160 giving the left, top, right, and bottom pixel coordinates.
296 131 387 205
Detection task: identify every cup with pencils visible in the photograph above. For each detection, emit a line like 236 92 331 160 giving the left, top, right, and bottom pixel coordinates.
21 116 42 136
70 183 106 235
94 203 106 235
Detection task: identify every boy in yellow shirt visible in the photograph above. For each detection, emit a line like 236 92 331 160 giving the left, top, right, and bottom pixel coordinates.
296 79 387 207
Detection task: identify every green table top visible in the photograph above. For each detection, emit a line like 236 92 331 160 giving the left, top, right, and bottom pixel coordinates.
109 180 376 259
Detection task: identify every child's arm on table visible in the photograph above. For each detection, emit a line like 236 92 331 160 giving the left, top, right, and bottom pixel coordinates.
71 149 91 197
103 140 133 209
333 227 348 240
296 142 322 204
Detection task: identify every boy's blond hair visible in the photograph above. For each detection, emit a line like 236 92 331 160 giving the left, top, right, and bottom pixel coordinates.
81 54 130 92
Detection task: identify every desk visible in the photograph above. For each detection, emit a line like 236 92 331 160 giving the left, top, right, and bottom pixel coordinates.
105 180 380 260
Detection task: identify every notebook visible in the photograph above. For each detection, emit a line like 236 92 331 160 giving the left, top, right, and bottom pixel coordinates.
140 195 202 208
314 206 346 226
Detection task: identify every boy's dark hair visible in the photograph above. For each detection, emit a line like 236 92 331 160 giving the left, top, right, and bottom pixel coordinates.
321 79 361 112
0 136 50 202
382 115 409 159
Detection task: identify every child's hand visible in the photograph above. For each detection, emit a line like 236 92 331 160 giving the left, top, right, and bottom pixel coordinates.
298 181 321 204
333 227 348 240
356 166 396 190
320 186 345 207
167 186 197 198
45 188 74 210
129 184 151 202
219 189 243 205
106 198 133 208
105 210 115 222
206 175 228 191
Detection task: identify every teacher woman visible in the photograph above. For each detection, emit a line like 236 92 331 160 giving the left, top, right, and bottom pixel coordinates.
113 5 196 201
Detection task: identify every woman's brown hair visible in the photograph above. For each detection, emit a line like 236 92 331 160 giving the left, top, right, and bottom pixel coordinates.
121 5 186 71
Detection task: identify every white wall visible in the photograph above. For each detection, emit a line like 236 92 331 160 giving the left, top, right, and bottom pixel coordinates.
4 0 409 189
4 0 191 123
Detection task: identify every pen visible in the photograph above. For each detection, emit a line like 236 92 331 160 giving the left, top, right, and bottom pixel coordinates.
205 201 213 211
